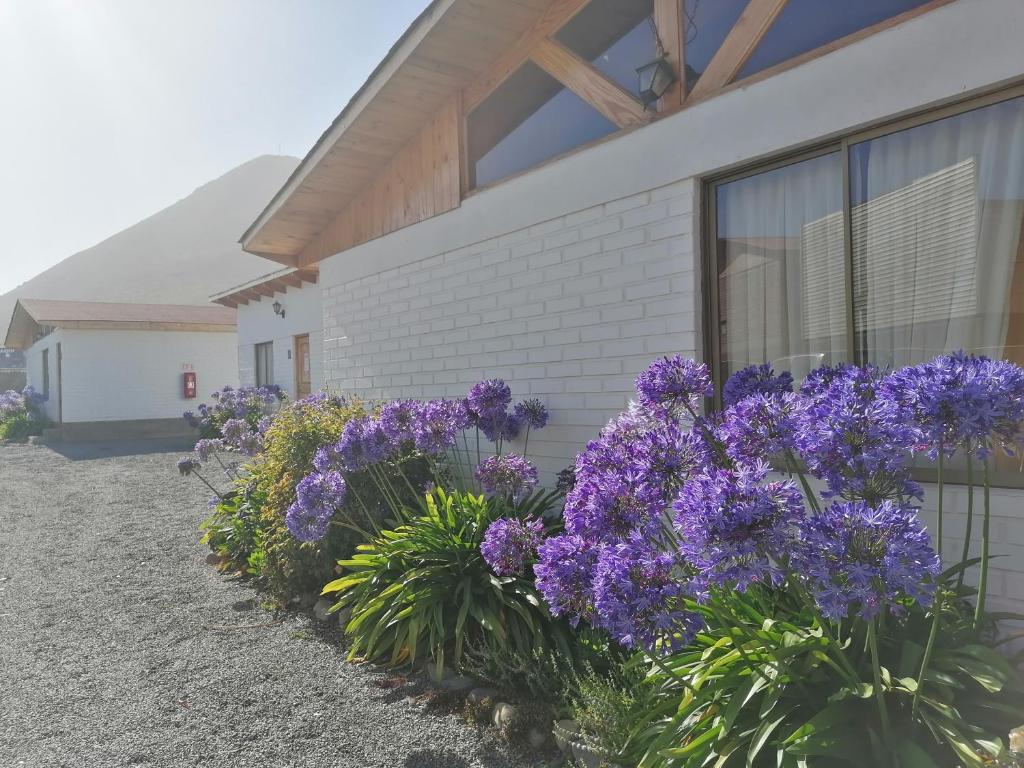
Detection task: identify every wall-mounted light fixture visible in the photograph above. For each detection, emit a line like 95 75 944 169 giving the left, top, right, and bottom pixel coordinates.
637 17 677 111
636 57 676 110
272 301 286 319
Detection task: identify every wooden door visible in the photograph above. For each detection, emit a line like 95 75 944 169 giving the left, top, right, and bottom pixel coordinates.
294 335 311 399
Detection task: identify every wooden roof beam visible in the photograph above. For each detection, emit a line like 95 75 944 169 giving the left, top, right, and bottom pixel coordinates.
688 0 788 101
530 38 646 128
464 0 590 111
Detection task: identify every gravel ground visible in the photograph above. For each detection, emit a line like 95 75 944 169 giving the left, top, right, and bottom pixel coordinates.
0 442 531 768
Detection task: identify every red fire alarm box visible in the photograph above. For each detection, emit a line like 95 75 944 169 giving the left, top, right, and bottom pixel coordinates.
183 372 197 399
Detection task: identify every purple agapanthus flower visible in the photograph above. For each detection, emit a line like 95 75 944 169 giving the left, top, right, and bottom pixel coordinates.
285 501 331 543
882 351 1024 459
378 400 420 445
467 379 512 419
336 416 392 471
673 462 804 592
193 438 225 462
481 517 544 576
534 534 600 626
413 399 470 454
592 533 703 653
720 392 808 463
798 363 857 399
513 399 549 430
634 356 713 416
295 470 347 512
795 364 920 502
793 500 940 620
722 363 794 407
474 454 539 503
477 410 522 443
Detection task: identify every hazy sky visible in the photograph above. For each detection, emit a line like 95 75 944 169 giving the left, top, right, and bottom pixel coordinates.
0 0 431 295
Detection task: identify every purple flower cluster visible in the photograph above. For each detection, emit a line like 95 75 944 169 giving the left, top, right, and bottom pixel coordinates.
474 454 539 503
634 355 713 416
796 365 920 502
793 500 940 620
593 534 702 651
413 398 471 454
534 351 1014 652
336 416 393 471
481 517 543 576
378 399 420 445
0 386 44 420
722 363 794 407
563 408 706 542
285 470 348 543
720 392 807 463
673 462 804 592
883 351 1024 458
467 379 511 418
285 381 550 543
514 399 549 430
534 534 599 626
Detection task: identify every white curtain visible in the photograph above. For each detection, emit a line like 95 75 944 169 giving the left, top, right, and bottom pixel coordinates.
851 96 1024 367
716 151 847 380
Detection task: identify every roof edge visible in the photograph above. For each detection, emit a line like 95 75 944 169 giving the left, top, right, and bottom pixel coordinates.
239 0 457 253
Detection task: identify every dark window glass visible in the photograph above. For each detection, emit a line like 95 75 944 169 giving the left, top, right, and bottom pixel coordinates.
255 341 274 388
468 61 617 189
41 348 50 400
738 0 932 80
714 151 848 386
555 0 656 95
683 0 749 92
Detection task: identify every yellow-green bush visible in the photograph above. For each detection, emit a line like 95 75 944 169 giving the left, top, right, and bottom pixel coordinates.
247 393 367 597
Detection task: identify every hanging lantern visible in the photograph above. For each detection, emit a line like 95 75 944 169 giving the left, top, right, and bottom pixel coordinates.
636 57 676 110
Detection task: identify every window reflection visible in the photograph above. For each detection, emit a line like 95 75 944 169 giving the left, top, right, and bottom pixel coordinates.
555 0 656 95
468 62 617 189
739 0 932 80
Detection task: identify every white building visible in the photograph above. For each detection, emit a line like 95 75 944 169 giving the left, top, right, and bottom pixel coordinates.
211 267 323 399
4 299 238 439
236 0 1024 614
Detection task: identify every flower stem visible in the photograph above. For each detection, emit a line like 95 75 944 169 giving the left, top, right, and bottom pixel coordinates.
936 448 944 563
957 453 975 591
191 470 224 501
913 596 941 722
867 620 891 749
785 450 820 515
974 453 992 628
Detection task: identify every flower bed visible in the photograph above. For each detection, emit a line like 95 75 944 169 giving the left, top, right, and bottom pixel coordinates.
179 356 1024 767
0 386 46 442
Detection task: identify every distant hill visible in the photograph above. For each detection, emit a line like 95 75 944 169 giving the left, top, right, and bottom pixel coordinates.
0 154 300 341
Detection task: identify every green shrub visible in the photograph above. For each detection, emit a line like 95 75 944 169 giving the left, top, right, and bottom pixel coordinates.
245 393 367 597
322 488 570 678
0 412 42 442
199 489 265 575
627 572 1024 768
568 663 648 760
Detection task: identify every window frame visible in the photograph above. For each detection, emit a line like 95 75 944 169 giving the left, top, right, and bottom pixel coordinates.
701 82 1024 487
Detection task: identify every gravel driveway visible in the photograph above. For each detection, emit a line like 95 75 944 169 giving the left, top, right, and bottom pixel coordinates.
0 442 527 768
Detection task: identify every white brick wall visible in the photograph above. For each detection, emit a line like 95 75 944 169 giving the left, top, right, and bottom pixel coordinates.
323 179 700 484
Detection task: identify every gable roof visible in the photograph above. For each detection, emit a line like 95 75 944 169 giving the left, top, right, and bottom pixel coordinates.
4 299 237 350
240 0 555 263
